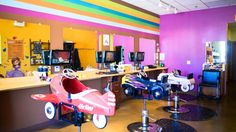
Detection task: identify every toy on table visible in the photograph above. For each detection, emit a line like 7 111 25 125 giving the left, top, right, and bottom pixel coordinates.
31 68 116 131
121 69 170 132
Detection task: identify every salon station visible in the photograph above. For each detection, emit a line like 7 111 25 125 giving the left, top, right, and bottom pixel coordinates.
0 1 236 132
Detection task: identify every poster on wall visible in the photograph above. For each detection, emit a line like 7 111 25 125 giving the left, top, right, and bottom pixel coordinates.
103 34 110 46
0 35 1 64
7 39 24 60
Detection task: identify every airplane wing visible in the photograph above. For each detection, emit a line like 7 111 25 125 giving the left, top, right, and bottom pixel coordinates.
31 94 59 104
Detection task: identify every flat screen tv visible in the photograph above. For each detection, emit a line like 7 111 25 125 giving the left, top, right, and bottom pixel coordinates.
51 50 71 65
103 51 116 63
135 52 145 62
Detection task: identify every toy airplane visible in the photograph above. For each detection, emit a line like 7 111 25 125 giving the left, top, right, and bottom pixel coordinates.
31 69 116 129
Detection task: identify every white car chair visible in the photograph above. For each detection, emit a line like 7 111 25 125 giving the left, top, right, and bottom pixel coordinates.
158 71 195 113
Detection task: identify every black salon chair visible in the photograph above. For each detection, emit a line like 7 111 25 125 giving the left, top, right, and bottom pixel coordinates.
198 69 221 99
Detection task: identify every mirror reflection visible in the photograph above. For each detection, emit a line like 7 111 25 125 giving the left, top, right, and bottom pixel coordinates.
205 41 226 70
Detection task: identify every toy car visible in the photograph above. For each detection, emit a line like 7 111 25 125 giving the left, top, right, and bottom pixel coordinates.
157 73 195 92
121 72 170 100
31 69 116 129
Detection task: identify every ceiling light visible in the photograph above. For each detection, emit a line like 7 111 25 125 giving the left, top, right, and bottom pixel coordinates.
158 0 179 14
174 8 178 14
166 5 170 11
158 2 162 7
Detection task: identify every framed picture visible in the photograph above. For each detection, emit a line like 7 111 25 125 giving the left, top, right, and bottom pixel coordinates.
7 39 24 60
103 34 110 46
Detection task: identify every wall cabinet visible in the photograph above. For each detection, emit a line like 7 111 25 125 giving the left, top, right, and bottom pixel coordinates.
30 39 50 65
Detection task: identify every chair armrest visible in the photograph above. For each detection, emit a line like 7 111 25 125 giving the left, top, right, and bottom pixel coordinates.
198 75 202 79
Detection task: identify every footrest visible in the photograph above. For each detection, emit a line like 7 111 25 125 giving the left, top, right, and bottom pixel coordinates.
58 102 84 126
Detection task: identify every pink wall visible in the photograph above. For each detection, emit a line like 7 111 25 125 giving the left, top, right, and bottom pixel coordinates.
113 35 134 64
160 5 236 79
139 38 156 65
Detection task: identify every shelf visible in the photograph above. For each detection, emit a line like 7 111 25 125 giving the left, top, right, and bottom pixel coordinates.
29 39 50 66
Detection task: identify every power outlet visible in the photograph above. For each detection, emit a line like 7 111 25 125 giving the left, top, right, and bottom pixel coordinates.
187 60 191 65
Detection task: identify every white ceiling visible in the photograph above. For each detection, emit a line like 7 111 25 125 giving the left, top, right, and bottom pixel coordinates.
122 0 236 15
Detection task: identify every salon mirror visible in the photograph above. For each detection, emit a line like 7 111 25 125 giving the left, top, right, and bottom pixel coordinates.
204 41 226 71
205 41 226 64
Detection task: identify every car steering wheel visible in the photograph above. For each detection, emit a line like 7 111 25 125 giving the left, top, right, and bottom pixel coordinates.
137 71 148 80
62 68 77 79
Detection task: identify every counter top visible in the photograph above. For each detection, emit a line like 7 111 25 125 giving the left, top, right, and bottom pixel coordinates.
0 67 167 92
0 76 50 92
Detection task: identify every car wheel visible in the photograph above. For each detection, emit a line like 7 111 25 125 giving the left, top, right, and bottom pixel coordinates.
124 87 134 96
152 88 163 100
92 114 107 129
181 85 189 92
44 102 56 120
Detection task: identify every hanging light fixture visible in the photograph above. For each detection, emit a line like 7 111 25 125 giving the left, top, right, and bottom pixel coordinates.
158 0 179 14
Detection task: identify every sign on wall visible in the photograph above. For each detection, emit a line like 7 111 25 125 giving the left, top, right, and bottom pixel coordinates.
7 39 24 60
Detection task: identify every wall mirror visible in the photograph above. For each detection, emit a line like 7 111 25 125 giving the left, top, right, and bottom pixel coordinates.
205 41 226 64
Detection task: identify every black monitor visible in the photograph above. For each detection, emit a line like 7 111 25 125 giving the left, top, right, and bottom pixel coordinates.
63 42 74 51
51 50 71 65
135 52 145 62
96 51 103 63
103 51 116 63
42 50 52 65
128 52 135 62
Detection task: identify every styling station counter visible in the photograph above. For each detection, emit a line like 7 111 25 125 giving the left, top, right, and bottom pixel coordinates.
0 67 167 131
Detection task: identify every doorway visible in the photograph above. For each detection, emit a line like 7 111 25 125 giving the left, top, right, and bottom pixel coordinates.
227 23 236 81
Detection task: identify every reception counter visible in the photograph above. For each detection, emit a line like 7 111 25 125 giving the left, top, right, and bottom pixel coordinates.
0 67 167 131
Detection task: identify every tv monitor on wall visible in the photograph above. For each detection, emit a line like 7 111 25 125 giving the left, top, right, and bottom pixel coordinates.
135 52 145 62
51 50 71 65
103 51 116 63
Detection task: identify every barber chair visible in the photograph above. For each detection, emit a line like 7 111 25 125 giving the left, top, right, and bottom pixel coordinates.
198 69 221 99
159 71 195 114
122 71 169 132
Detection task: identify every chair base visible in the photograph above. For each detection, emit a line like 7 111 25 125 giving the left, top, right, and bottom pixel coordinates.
127 122 162 132
163 106 189 114
163 94 189 114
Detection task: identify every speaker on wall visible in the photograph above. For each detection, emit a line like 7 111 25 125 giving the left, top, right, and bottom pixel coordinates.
63 42 75 51
115 46 124 64
128 52 135 62
42 50 51 65
96 51 103 63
